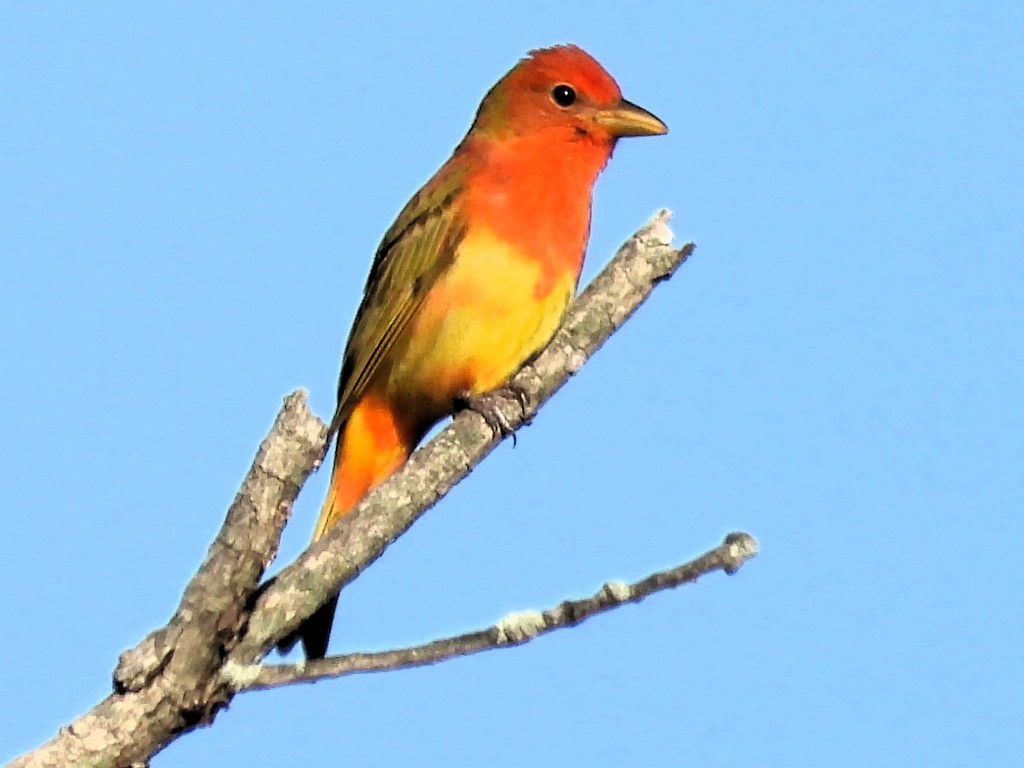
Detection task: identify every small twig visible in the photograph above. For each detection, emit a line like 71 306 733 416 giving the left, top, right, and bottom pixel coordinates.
227 532 758 691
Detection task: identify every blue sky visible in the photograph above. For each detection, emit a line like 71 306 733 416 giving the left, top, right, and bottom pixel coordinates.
3 2 1022 766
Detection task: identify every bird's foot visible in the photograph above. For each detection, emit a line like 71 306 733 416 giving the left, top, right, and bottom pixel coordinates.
457 384 532 443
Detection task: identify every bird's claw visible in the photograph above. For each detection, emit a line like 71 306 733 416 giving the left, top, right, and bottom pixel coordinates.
457 384 532 444
501 382 532 415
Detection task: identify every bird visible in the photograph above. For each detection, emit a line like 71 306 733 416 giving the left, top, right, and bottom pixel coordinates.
291 44 666 659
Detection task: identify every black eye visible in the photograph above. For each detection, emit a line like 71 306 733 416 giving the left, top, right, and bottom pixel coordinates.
551 84 576 107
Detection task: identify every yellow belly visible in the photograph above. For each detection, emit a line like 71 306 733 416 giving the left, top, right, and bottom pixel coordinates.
386 226 576 413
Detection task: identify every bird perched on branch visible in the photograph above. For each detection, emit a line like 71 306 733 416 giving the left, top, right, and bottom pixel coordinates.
289 44 667 659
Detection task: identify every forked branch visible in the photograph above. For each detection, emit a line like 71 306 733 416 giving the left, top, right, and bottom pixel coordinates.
9 212 744 768
228 532 758 691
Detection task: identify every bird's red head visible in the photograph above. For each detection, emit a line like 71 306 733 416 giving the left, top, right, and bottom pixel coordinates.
469 44 667 144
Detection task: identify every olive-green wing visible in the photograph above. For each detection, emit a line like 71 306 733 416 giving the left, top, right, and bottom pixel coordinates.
328 165 468 437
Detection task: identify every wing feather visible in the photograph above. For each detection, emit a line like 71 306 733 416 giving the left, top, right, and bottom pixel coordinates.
328 167 468 437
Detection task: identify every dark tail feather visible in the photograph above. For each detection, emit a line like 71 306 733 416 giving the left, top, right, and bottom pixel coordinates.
276 593 340 660
300 594 340 659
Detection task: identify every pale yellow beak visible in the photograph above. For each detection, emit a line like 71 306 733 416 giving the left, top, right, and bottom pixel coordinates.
593 98 668 138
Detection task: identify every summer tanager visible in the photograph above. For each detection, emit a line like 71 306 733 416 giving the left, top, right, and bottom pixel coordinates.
294 44 666 658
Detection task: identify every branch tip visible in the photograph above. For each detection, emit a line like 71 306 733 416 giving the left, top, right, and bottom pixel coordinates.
722 532 759 574
640 208 675 246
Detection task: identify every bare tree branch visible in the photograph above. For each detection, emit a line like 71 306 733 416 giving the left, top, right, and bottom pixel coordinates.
232 210 696 663
8 211 732 768
114 392 327 695
10 395 325 768
227 532 758 691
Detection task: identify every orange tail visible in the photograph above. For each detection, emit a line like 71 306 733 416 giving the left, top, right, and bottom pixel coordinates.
294 392 417 658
